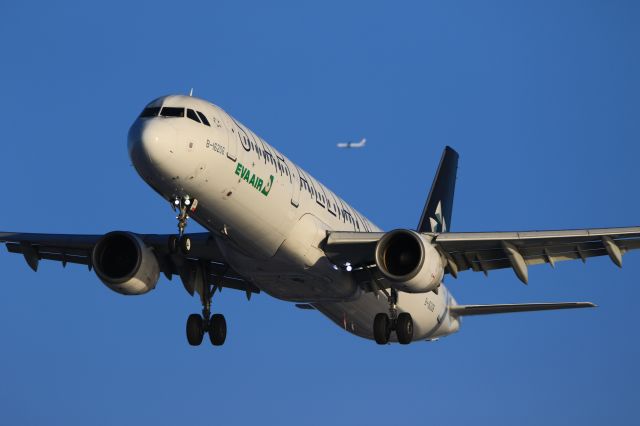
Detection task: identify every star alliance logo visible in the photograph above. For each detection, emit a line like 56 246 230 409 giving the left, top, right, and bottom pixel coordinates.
429 201 447 233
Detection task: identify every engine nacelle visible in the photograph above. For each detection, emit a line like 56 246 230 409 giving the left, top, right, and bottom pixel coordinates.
92 231 160 295
374 229 444 293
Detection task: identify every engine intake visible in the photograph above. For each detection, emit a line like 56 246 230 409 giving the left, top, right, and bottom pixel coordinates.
92 231 160 295
375 229 444 293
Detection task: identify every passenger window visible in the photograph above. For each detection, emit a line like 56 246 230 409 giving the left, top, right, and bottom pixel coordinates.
196 111 210 126
160 107 185 117
187 109 201 123
139 107 160 118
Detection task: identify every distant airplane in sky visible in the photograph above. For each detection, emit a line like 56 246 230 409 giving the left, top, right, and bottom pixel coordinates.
2 94 637 347
337 138 366 148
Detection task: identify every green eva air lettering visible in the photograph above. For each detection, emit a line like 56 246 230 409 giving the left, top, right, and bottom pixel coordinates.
235 163 274 197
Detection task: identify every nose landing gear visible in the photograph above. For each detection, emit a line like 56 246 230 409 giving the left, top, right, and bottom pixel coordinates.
373 288 414 345
168 196 197 255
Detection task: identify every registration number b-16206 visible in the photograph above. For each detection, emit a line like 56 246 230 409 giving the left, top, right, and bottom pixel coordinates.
206 140 225 156
424 298 436 312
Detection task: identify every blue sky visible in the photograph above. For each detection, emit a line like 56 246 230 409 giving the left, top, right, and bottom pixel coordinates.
0 0 639 424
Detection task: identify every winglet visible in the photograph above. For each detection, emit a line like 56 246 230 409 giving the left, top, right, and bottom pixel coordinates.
417 146 459 233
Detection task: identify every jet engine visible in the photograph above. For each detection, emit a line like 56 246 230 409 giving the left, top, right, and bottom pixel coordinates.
374 229 444 293
92 231 160 295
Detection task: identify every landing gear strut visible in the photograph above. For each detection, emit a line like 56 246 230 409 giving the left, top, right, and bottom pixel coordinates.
373 288 413 345
169 196 197 255
186 262 227 347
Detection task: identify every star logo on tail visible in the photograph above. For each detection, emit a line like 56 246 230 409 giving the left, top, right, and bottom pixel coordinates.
429 201 447 233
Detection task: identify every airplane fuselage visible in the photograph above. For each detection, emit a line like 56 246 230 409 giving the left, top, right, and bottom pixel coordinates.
128 95 460 342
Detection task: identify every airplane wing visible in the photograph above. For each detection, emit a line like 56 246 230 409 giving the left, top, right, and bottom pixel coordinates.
0 231 259 296
352 138 366 148
449 302 596 316
337 139 366 149
323 227 640 284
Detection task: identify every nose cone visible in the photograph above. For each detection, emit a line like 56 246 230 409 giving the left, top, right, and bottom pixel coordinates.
128 119 177 179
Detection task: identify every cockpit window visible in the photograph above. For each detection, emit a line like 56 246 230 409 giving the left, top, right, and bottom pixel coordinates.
153 105 210 128
196 111 210 126
186 108 201 123
139 107 160 118
160 107 185 117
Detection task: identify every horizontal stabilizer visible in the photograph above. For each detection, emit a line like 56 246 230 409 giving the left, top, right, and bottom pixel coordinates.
449 302 596 316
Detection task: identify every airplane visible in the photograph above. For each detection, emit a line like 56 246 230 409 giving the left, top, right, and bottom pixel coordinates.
337 138 366 149
2 94 639 347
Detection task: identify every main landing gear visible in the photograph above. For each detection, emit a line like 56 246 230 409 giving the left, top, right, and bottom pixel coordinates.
373 288 414 345
186 269 227 347
168 196 197 255
186 313 227 346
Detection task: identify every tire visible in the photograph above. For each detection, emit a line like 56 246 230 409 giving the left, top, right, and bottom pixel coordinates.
209 314 227 346
373 313 391 345
186 314 204 346
180 236 192 254
168 235 178 254
396 313 413 345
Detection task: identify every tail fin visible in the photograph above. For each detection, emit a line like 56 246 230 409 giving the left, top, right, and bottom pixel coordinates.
417 146 459 233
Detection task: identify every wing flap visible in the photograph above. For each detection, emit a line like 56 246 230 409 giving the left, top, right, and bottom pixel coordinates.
449 302 596 316
439 227 640 278
6 243 92 266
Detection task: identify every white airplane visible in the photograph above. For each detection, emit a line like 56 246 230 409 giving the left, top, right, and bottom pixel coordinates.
337 138 366 149
1 94 638 347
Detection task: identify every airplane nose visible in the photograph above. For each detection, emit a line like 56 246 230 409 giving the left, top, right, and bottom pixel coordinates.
128 119 177 176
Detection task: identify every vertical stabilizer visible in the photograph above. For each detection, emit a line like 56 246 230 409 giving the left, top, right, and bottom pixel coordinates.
417 146 459 233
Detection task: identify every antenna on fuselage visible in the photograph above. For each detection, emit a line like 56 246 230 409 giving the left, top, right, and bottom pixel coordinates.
189 88 194 96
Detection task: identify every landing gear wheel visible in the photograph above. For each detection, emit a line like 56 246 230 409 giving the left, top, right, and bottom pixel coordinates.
186 314 204 346
396 313 413 345
373 313 391 345
209 314 227 346
180 236 192 254
168 235 179 254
